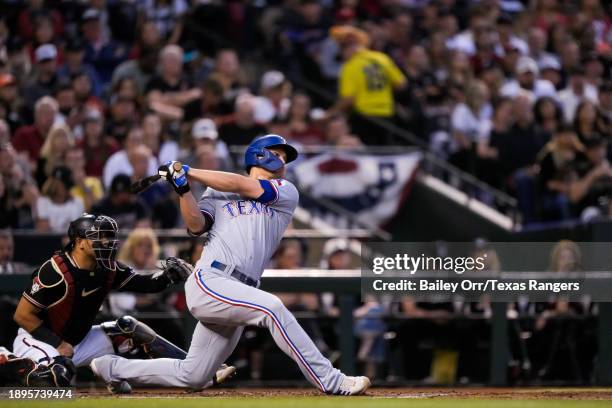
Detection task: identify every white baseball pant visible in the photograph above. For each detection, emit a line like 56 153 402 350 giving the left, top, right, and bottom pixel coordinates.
13 326 114 367
98 268 344 392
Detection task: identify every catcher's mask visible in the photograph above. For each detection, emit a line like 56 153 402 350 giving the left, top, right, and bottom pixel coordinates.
85 215 119 271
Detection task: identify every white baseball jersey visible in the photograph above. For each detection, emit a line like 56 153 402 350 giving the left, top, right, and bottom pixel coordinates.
196 178 299 281
89 176 346 393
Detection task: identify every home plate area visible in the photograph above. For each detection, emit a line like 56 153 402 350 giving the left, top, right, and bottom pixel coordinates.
75 387 612 400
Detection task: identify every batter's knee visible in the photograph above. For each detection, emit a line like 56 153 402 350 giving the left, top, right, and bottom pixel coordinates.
265 294 288 316
175 360 210 389
179 375 207 389
263 294 299 327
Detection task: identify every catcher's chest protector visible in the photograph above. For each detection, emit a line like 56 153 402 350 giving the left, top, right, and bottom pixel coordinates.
41 254 115 345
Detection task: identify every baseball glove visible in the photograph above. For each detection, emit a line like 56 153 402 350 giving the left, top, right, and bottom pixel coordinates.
0 354 75 387
0 354 36 386
161 257 194 284
27 357 75 387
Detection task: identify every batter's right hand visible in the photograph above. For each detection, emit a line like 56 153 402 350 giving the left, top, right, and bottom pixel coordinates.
56 341 74 358
158 161 191 196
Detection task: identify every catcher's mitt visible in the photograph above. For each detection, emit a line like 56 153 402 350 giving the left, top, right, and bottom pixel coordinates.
27 357 75 387
0 355 36 386
0 354 74 387
161 257 194 284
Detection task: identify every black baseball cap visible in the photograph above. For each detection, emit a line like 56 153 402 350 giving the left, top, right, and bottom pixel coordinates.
497 14 513 26
6 37 24 53
65 37 86 53
50 166 74 189
110 174 132 194
54 78 73 94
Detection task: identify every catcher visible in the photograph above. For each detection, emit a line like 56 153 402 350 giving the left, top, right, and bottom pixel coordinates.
11 213 234 392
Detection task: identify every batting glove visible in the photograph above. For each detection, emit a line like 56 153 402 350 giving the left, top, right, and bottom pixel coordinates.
158 161 191 196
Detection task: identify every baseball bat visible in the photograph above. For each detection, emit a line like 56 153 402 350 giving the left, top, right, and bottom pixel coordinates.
130 174 161 194
131 162 183 194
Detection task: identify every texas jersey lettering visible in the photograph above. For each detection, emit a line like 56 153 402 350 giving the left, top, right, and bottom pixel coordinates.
221 200 276 218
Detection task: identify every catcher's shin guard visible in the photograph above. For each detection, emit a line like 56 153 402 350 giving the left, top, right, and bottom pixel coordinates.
101 315 187 359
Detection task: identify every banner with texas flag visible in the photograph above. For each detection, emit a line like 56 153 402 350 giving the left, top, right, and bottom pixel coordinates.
291 152 422 229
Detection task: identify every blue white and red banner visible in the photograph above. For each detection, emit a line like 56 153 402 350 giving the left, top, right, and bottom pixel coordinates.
291 152 422 228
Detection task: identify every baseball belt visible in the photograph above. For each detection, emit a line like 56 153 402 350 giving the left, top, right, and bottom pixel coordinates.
211 260 259 288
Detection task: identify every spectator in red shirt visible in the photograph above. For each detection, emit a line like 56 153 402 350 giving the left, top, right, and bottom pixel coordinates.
25 13 62 65
533 0 569 33
17 2 64 42
470 22 503 77
11 96 58 165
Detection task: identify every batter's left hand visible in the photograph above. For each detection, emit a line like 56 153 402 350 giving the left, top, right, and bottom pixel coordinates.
158 161 191 195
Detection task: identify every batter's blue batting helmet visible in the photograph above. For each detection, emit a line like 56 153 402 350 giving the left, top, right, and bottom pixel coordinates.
244 134 298 172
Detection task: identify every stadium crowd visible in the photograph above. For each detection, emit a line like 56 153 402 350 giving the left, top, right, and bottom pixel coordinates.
0 1 610 227
0 0 609 384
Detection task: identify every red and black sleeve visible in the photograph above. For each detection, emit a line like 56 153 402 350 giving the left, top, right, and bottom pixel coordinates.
22 260 67 310
112 262 170 293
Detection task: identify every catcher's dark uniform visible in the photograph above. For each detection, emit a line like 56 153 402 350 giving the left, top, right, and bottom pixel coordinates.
14 251 170 365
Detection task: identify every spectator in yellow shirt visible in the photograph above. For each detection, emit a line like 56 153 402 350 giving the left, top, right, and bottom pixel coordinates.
328 25 407 145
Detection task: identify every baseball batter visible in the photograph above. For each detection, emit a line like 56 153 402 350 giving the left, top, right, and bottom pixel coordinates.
91 134 371 395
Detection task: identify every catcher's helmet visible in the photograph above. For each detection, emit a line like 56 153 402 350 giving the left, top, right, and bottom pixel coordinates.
65 213 119 271
65 213 97 251
244 134 298 173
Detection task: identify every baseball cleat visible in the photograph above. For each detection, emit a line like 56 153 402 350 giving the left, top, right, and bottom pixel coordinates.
213 364 236 385
90 357 132 394
333 376 371 396
106 380 132 394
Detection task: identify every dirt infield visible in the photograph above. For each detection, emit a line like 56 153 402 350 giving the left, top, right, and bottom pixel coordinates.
76 387 612 400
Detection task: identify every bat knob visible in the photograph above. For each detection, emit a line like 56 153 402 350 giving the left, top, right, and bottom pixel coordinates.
172 161 183 172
